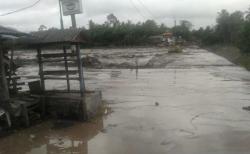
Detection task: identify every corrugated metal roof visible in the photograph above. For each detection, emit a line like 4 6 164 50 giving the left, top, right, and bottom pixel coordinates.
30 28 85 45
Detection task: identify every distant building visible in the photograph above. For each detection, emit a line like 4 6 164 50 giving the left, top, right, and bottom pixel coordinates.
148 32 175 46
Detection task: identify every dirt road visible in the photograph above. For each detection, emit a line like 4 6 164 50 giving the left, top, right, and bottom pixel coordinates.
1 47 250 154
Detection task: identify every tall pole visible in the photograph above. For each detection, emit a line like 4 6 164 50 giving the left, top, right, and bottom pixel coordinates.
71 15 77 28
70 14 85 96
70 13 86 120
59 0 64 30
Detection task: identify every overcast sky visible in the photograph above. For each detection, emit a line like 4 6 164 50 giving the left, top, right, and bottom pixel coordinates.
0 0 249 32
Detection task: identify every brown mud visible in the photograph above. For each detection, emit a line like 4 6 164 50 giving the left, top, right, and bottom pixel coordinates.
1 46 250 154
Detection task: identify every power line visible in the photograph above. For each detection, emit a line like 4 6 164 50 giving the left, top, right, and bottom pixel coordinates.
129 0 147 19
136 0 156 19
0 0 42 17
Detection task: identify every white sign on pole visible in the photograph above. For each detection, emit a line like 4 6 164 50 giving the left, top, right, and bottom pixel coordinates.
61 0 83 16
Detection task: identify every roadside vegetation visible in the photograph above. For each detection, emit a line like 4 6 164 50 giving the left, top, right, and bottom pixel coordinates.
36 7 250 68
192 7 250 70
37 13 192 47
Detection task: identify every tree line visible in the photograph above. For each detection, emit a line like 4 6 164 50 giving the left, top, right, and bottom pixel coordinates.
37 13 193 46
37 7 250 53
192 8 250 53
86 14 168 46
85 14 193 46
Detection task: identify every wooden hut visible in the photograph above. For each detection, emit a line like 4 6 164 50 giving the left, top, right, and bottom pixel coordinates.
0 27 102 128
27 29 88 121
0 26 29 127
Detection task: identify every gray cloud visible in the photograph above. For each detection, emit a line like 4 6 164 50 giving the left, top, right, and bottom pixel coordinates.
0 0 249 32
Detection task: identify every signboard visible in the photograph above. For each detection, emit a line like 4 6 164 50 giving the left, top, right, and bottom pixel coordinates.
61 0 83 16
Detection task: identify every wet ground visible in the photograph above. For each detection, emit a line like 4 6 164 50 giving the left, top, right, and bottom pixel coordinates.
1 47 250 154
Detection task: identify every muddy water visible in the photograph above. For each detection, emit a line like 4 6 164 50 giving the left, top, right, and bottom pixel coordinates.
1 47 250 154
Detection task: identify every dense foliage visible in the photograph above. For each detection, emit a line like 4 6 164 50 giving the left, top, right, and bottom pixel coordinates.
193 8 250 53
86 14 169 46
38 8 250 52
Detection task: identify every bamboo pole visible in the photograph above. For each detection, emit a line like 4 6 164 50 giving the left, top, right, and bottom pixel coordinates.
0 48 10 103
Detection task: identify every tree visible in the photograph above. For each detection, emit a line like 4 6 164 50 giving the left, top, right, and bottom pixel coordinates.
245 7 250 21
229 11 244 44
216 9 230 43
107 13 119 27
172 20 193 40
38 25 47 31
142 20 158 36
180 20 193 30
238 21 250 53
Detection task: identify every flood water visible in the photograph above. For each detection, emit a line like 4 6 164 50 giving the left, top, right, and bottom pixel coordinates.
1 47 250 154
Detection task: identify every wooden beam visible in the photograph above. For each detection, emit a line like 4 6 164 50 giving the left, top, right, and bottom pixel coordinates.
63 47 70 92
9 82 25 86
37 48 45 92
9 87 22 91
76 45 85 97
0 49 10 102
41 53 76 58
42 70 78 76
6 76 21 80
44 77 79 80
41 59 76 63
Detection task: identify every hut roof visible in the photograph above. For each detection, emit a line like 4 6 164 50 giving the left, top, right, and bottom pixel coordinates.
29 28 85 45
0 25 27 37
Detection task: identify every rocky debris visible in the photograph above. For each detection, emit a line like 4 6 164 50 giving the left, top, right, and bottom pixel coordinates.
145 55 174 68
168 46 183 53
13 48 178 69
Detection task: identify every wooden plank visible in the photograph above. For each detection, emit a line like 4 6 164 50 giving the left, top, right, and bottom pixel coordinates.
9 87 22 91
41 59 76 63
46 95 84 101
41 53 76 58
37 48 45 92
42 70 78 76
44 77 79 80
9 82 25 86
6 76 21 80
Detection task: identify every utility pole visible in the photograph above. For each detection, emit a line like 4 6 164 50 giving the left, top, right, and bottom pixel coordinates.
70 14 85 96
60 0 85 96
58 0 64 29
71 14 77 28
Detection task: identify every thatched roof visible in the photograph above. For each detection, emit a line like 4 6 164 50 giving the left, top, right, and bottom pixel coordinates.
29 28 86 46
0 25 27 37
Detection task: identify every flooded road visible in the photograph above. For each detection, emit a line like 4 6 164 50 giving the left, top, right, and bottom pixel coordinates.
1 47 250 154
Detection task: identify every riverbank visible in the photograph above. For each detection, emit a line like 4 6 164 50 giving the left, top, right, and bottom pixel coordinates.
207 45 250 70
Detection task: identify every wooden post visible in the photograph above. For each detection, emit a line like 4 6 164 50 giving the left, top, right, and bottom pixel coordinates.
70 13 86 120
9 49 17 93
0 49 10 103
37 48 45 92
70 14 85 96
63 46 70 92
76 45 85 96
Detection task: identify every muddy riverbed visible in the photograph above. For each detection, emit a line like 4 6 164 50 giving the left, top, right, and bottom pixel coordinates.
1 47 250 154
